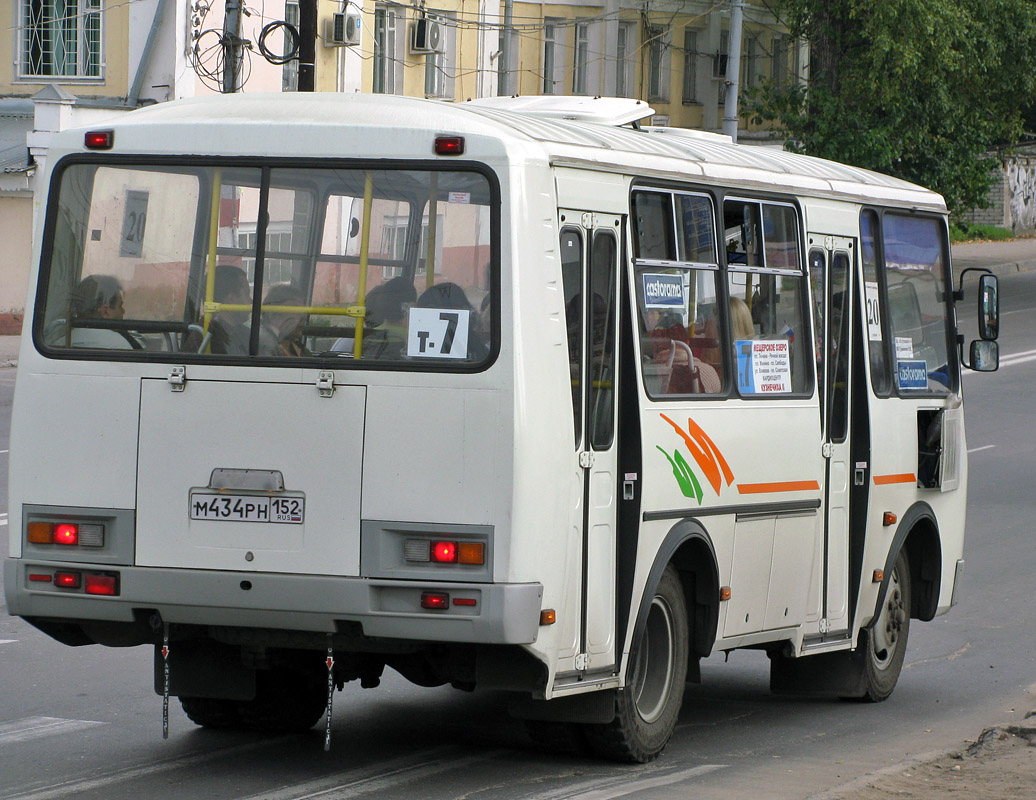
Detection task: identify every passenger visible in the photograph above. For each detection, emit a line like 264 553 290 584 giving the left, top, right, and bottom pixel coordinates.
366 276 416 335
69 275 139 349
416 282 488 360
729 296 755 340
259 284 311 357
184 265 252 354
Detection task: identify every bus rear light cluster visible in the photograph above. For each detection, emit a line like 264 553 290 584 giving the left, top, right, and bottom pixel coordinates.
404 538 485 565
27 522 104 547
27 569 119 596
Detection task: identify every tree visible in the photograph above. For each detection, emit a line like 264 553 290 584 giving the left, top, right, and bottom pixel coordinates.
746 0 1036 216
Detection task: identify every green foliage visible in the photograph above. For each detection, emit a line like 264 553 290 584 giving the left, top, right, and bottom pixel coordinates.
744 0 1036 216
949 222 1015 242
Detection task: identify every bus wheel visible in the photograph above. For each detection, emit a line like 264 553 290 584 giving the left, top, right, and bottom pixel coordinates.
237 667 328 733
180 697 243 729
853 548 911 702
584 565 688 762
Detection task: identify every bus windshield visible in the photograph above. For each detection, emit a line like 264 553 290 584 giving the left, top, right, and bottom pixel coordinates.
37 161 495 367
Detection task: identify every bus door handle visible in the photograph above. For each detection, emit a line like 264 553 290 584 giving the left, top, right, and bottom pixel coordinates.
623 473 637 501
854 463 867 486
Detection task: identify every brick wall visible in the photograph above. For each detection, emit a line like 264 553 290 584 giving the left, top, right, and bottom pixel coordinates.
963 150 1036 233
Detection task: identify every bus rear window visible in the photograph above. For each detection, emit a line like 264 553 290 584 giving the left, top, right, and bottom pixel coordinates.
37 162 495 368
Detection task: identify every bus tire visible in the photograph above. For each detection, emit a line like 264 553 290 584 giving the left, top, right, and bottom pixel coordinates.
584 565 688 763
180 697 243 729
849 548 911 702
237 668 328 733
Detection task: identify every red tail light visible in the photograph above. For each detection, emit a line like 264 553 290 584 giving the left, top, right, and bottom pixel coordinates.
84 130 114 149
54 571 82 589
421 592 449 609
53 524 79 545
85 574 118 596
431 541 457 563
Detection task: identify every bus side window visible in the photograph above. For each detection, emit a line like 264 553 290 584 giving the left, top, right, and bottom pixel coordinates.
561 229 583 446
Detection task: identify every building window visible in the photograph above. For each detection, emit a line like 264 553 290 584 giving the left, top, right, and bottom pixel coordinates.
424 13 455 99
615 21 635 97
772 35 791 87
20 0 102 78
282 1 300 91
647 26 670 102
682 29 697 103
543 19 559 94
374 4 402 94
573 23 589 94
743 35 757 87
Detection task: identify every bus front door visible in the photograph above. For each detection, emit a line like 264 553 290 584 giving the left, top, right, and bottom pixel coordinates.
810 236 855 638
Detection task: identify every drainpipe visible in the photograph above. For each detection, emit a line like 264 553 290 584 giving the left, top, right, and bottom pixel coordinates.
722 0 744 142
128 0 168 106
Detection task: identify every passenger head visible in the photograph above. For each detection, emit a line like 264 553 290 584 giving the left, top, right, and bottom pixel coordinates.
729 296 754 340
366 276 416 327
262 284 307 342
72 275 125 319
214 265 251 304
416 281 475 312
213 265 251 323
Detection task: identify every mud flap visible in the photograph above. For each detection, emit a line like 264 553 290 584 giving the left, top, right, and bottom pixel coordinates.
153 639 256 701
769 647 868 697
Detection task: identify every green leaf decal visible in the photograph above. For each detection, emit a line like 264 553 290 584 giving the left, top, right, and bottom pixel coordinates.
657 446 704 504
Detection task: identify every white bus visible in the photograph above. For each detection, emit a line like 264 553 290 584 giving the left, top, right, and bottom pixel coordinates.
4 94 999 762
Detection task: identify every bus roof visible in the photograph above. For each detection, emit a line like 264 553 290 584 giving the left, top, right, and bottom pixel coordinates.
71 93 946 212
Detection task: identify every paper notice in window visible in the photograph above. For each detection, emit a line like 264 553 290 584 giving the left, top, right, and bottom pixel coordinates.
448 192 471 204
895 336 914 359
865 281 883 342
407 307 471 359
736 339 792 394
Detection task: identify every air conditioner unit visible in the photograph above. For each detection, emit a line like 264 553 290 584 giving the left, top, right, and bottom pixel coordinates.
326 11 361 47
410 17 445 54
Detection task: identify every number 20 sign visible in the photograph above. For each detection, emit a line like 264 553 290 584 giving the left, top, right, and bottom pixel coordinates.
407 308 471 359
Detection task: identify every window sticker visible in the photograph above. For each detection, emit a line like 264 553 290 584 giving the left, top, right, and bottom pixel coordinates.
120 190 149 258
448 191 471 204
642 273 685 309
897 359 928 390
865 281 882 342
407 307 471 359
736 339 792 394
895 336 914 359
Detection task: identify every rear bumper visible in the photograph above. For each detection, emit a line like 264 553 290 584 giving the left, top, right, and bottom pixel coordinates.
3 558 543 645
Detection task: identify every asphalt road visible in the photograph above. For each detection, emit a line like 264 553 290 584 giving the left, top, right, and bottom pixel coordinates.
1 271 1035 800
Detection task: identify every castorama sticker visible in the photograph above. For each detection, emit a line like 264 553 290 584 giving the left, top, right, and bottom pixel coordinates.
642 273 685 309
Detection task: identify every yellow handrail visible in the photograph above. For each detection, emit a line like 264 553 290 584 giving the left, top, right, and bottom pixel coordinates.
426 173 437 291
202 169 223 351
354 172 374 359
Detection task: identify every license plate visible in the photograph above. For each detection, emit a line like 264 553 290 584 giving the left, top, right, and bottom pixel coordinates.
189 492 305 524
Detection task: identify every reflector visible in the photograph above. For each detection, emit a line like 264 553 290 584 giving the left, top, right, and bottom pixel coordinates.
452 597 477 607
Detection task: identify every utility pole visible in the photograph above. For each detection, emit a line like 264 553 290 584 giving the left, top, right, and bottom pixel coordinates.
497 0 513 96
222 0 243 92
722 0 744 142
298 0 317 91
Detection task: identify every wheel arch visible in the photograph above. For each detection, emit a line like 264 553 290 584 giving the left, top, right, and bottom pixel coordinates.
631 519 719 666
873 501 941 624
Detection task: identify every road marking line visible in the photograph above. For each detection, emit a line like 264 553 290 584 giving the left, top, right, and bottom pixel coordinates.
0 639 17 645
967 445 996 454
0 716 106 745
240 749 502 800
0 520 7 527
1 738 288 800
533 764 728 800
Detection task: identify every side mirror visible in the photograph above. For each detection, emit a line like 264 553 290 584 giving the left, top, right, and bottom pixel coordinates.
978 274 999 340
969 339 999 372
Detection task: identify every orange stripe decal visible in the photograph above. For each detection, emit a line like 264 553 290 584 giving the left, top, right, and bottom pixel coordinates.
873 473 917 486
737 480 821 494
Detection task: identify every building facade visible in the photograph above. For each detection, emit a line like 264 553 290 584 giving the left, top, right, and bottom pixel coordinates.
0 1 802 326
